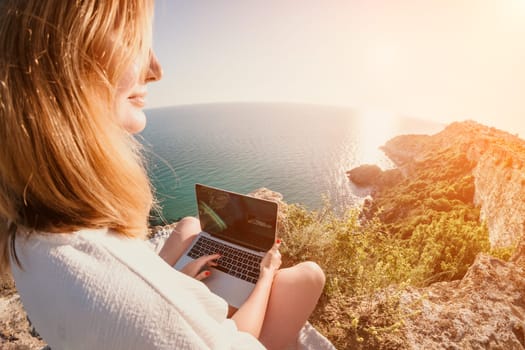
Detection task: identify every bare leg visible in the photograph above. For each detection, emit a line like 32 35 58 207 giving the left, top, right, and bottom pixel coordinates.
259 261 325 350
158 216 201 266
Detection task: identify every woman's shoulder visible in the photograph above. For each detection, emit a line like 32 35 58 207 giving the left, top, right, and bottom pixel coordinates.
14 227 143 257
11 228 144 286
12 227 168 286
15 227 115 246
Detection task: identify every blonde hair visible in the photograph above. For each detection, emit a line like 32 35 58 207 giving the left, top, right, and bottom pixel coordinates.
0 0 156 273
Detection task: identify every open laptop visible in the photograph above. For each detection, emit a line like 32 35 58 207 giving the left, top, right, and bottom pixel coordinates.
174 184 278 308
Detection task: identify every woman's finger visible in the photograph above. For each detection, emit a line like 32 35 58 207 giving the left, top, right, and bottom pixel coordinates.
271 238 282 251
194 270 211 281
260 238 283 274
181 253 221 278
194 253 221 268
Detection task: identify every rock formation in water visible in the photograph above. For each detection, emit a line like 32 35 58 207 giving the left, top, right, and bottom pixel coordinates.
346 165 404 190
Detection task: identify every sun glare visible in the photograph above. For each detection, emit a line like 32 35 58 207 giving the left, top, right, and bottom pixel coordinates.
355 109 398 168
368 43 399 69
513 0 525 12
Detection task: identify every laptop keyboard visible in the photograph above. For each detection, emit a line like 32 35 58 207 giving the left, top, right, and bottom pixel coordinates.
187 236 262 283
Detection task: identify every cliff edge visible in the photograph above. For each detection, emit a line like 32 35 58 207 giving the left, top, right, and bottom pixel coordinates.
343 120 525 348
351 120 525 250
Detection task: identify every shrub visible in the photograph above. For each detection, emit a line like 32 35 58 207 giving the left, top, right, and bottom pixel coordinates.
280 201 492 349
407 211 490 282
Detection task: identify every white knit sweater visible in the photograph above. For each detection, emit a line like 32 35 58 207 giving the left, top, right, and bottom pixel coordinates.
11 228 265 350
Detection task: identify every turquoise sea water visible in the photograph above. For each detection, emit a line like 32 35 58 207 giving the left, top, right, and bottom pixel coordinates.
140 103 443 225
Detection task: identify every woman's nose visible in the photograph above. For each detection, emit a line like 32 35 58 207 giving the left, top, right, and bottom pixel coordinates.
145 50 163 83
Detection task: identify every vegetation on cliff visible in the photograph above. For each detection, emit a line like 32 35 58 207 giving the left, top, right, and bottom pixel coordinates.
359 146 494 281
280 201 492 349
279 121 525 348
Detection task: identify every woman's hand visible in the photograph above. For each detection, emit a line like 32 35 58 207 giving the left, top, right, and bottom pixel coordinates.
259 239 282 279
180 254 220 281
230 239 282 337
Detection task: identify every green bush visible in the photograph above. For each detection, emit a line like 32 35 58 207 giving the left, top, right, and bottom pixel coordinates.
281 201 492 349
282 202 490 296
406 210 489 283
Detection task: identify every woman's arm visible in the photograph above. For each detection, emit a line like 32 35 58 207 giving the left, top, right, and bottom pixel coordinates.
231 240 282 338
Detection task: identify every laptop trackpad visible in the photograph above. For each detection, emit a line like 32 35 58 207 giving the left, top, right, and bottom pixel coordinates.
204 268 255 309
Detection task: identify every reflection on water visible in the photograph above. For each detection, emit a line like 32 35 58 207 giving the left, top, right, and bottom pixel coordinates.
355 109 397 168
141 103 443 223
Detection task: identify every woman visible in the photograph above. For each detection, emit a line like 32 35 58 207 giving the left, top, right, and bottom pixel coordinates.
0 1 325 349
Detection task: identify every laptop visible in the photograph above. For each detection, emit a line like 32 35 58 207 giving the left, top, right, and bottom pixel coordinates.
174 184 279 308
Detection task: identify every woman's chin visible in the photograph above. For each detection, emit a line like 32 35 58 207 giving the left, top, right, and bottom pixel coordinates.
123 110 147 134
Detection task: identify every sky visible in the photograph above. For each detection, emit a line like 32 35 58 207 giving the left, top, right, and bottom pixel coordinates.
150 0 525 136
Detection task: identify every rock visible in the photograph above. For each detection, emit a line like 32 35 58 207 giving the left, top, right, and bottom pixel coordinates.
148 222 178 239
0 292 46 350
248 187 288 237
512 239 525 266
381 134 433 167
347 165 404 191
473 147 525 248
248 187 284 202
400 254 525 349
347 164 383 187
1 272 16 298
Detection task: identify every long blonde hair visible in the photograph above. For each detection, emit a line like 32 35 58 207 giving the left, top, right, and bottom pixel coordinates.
0 0 156 272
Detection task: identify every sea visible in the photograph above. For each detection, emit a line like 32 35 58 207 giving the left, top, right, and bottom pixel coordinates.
140 103 444 225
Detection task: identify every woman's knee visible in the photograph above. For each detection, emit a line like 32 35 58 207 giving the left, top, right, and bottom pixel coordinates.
292 261 326 291
174 216 201 236
177 216 200 227
160 217 201 265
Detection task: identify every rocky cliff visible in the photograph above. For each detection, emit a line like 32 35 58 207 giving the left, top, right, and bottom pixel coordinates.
400 254 525 349
358 120 525 249
342 120 525 348
471 140 525 248
318 253 525 349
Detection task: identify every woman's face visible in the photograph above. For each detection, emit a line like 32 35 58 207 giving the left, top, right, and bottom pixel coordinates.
115 51 163 134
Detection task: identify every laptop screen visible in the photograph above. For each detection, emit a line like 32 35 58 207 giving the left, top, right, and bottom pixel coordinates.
195 184 278 252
